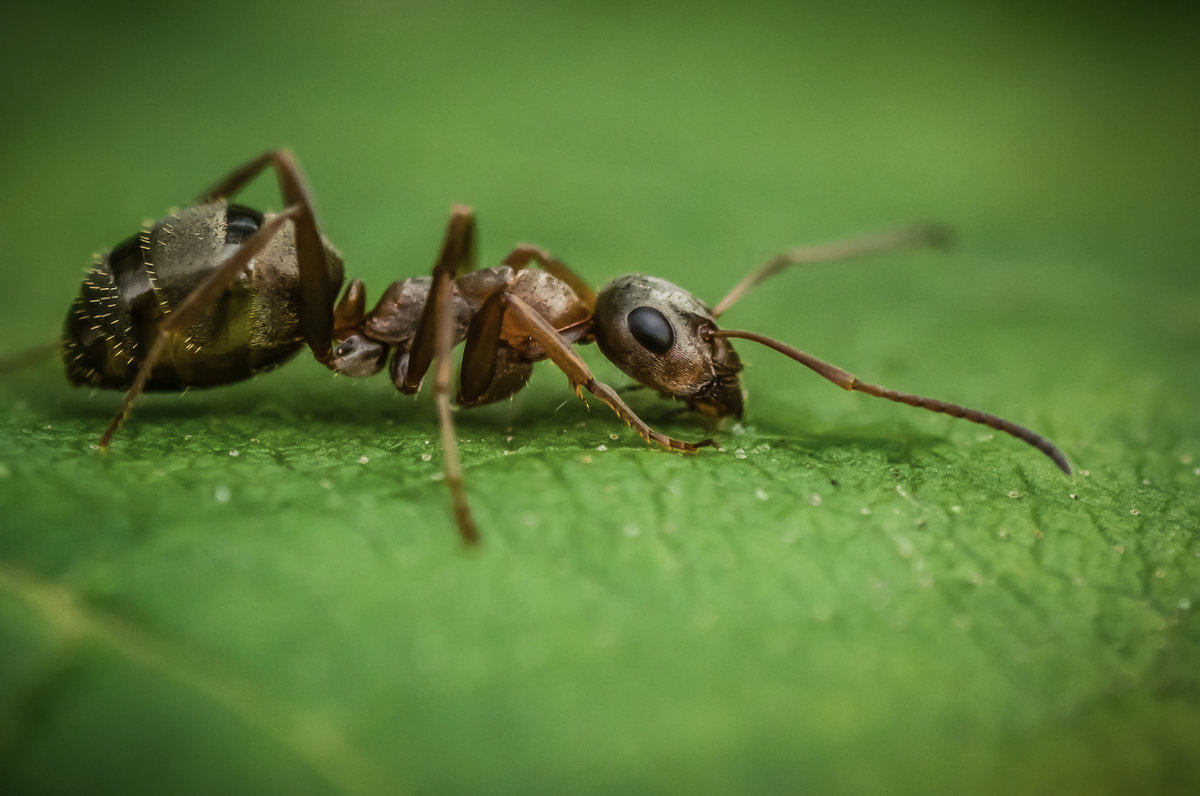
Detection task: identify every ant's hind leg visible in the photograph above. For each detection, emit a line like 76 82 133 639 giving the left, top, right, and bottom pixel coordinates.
98 208 304 449
199 150 337 365
0 341 60 374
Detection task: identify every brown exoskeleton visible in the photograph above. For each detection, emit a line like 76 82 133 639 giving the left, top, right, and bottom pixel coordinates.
62 151 1070 545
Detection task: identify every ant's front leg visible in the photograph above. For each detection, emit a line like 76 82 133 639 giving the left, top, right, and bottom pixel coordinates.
502 293 715 453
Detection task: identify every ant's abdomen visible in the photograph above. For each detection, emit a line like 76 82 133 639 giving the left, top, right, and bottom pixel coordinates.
63 202 338 390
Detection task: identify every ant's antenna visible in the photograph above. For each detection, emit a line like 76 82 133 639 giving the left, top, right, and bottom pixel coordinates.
713 224 951 318
711 328 1071 474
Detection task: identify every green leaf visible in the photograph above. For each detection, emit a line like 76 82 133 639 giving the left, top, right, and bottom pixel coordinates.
1 2 1198 794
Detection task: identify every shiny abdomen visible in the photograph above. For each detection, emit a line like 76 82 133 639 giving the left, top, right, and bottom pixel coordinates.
63 202 343 390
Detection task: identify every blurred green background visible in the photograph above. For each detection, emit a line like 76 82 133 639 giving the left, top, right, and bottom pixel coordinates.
1 1 1198 793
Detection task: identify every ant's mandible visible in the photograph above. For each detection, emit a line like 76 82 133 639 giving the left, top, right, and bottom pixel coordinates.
60 151 1071 544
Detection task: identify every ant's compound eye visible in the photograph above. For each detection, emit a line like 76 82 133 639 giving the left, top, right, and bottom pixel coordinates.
627 306 675 354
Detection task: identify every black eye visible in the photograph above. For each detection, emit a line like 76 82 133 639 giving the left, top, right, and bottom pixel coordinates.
627 306 674 354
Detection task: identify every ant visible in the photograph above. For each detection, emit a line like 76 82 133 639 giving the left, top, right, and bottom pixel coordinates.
58 150 1070 545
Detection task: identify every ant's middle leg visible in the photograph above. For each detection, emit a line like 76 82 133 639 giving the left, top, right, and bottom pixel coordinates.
388 206 482 544
457 288 533 406
501 244 596 310
394 206 478 393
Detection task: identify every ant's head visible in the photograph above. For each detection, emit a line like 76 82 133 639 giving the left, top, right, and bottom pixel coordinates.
593 275 744 419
